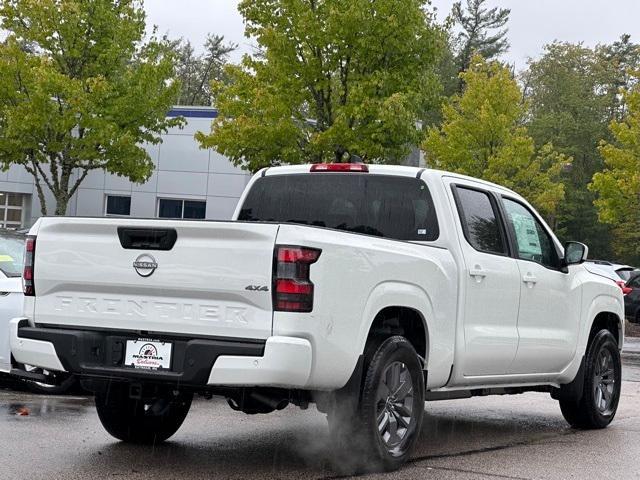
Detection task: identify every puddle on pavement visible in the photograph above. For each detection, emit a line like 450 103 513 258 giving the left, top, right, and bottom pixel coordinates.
0 392 93 419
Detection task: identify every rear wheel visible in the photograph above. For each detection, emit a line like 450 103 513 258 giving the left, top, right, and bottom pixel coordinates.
95 384 192 444
559 329 621 429
327 336 424 472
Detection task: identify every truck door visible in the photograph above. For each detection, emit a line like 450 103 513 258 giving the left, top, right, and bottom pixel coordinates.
448 182 521 376
499 196 581 374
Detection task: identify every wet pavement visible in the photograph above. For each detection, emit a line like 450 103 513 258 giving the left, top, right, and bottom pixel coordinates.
624 336 640 355
0 357 639 480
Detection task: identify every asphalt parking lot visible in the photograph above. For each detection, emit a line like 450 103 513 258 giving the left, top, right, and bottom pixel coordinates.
1 353 639 480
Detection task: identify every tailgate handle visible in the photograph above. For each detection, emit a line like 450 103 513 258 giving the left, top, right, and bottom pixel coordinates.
117 227 177 251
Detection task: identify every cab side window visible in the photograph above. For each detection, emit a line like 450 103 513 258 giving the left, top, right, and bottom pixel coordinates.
501 197 560 269
454 186 507 255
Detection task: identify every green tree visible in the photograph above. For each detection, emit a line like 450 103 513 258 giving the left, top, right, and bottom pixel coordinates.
524 42 614 256
452 0 510 89
422 24 460 127
196 0 444 172
173 34 235 106
591 74 640 265
524 38 640 259
595 34 640 122
423 56 569 220
0 0 182 216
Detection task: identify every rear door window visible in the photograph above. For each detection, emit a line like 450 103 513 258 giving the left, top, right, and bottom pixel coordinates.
238 173 439 241
453 186 507 255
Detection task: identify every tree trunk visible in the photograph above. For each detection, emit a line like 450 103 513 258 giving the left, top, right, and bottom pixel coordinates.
54 164 72 216
54 195 69 216
32 171 48 216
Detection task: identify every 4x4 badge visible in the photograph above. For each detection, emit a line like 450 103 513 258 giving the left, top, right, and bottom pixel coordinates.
245 285 269 292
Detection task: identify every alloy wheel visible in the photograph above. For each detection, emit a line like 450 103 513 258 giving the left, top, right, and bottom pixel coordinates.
376 361 414 455
593 347 616 415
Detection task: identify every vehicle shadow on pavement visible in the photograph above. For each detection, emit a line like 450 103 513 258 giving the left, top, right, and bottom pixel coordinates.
70 402 571 479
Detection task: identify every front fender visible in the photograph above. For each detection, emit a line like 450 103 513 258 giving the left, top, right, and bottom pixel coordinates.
581 294 624 350
558 292 624 384
580 294 624 344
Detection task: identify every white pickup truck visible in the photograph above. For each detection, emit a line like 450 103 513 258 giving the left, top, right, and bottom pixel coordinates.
10 163 624 471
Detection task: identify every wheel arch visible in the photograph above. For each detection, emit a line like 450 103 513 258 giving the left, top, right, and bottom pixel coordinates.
357 281 434 365
588 311 623 348
364 306 429 364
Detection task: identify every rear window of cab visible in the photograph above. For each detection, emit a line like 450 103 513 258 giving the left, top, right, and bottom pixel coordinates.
238 173 439 242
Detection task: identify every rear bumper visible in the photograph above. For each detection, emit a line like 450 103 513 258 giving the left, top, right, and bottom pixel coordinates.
9 319 312 388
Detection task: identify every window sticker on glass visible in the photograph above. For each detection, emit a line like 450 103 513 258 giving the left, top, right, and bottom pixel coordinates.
510 212 542 257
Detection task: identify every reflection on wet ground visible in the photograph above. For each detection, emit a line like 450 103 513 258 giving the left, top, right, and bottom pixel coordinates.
0 359 638 479
0 394 93 419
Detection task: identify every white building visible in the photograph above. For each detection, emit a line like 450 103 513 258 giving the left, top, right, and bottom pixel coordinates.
0 106 252 228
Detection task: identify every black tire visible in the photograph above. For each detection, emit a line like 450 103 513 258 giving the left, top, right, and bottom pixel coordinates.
95 383 192 444
559 329 621 429
328 336 425 472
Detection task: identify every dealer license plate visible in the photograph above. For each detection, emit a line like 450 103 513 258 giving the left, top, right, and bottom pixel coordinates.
124 339 172 370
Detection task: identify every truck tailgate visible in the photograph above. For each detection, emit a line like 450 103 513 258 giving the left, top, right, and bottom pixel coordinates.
32 218 278 340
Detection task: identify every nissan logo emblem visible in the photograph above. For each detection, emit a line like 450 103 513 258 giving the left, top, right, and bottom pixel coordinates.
133 254 158 277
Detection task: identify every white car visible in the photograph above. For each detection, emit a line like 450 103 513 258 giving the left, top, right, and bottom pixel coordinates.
0 230 25 375
0 230 75 394
585 260 638 283
10 164 624 472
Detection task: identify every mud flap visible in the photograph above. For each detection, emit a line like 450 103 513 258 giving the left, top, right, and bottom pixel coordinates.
551 356 585 402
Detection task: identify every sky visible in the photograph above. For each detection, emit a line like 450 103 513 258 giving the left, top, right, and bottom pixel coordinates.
144 0 640 71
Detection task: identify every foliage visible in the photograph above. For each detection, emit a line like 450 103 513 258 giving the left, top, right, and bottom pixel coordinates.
172 34 235 106
422 24 460 127
196 0 445 172
423 56 569 220
0 0 182 215
523 42 614 256
451 0 510 88
591 74 640 265
595 34 640 122
524 38 640 261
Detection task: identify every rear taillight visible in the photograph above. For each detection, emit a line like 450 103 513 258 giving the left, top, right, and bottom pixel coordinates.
23 235 36 296
616 280 632 296
273 246 321 312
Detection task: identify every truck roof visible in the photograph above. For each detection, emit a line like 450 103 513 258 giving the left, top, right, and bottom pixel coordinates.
260 164 518 196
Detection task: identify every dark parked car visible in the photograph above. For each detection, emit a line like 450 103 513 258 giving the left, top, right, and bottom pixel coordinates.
624 273 640 323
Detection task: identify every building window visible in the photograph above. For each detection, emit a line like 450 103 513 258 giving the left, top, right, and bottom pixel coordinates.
158 199 206 219
0 192 25 229
105 195 131 216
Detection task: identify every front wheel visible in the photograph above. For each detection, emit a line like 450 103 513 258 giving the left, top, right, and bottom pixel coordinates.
328 336 425 472
95 384 192 444
559 329 621 429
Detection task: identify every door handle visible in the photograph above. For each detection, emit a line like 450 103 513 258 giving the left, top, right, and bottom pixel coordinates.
469 266 487 283
522 273 538 286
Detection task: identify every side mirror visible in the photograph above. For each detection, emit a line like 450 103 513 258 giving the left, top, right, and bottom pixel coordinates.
563 241 589 267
